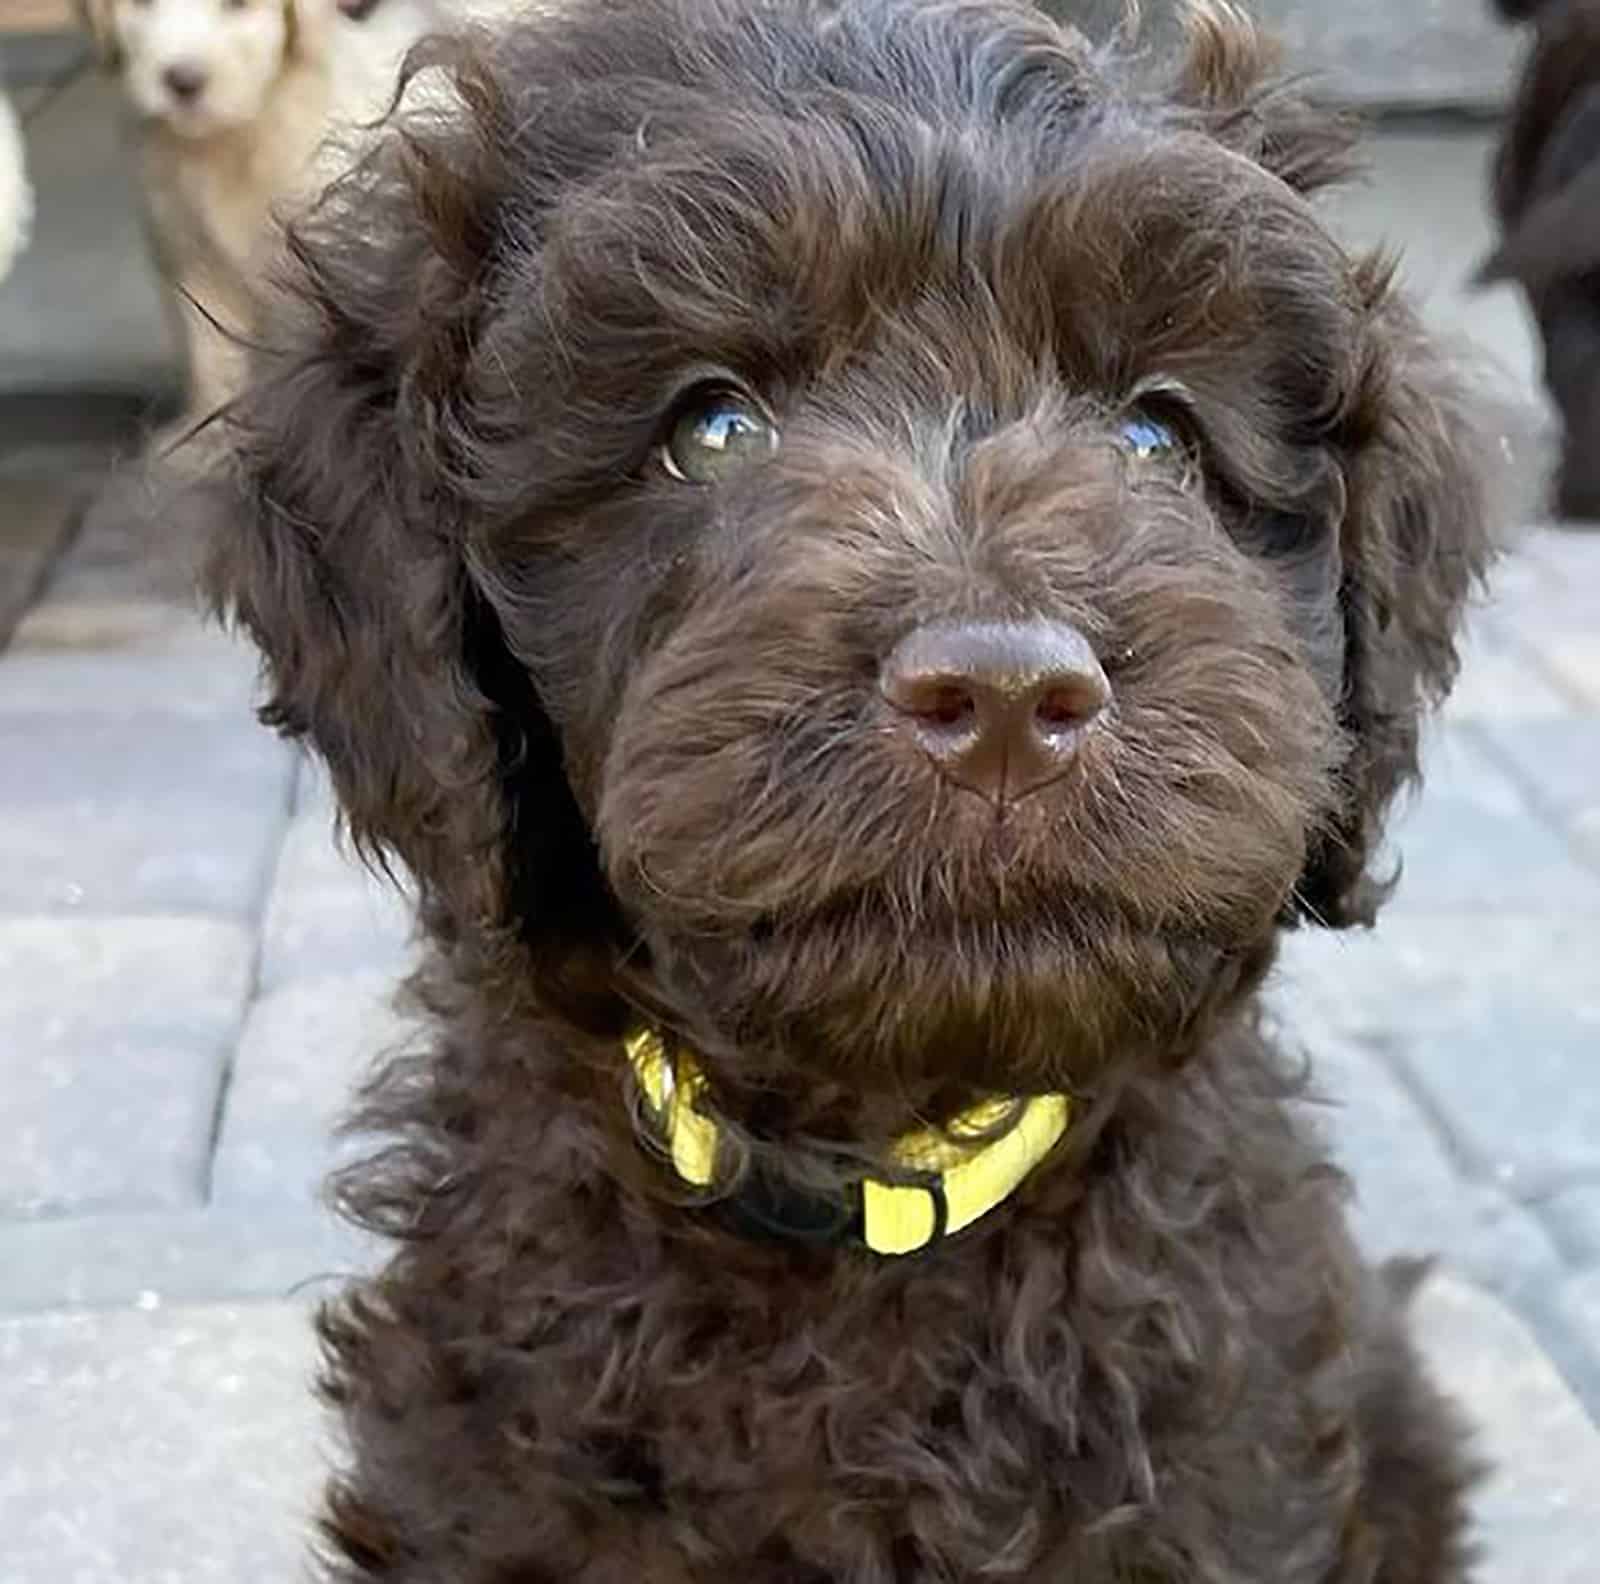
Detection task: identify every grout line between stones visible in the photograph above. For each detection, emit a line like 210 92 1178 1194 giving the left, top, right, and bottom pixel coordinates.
1358 1037 1600 1417
0 482 92 655
1507 1282 1600 1430
1520 1176 1600 1272
195 744 303 1206
1527 1202 1599 1272
1357 1031 1497 1186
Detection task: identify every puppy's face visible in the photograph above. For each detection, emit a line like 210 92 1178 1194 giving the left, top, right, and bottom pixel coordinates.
214 0 1492 1099
101 0 296 135
521 141 1357 1090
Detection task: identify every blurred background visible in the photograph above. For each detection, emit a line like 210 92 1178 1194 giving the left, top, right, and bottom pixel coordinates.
0 2 1597 1580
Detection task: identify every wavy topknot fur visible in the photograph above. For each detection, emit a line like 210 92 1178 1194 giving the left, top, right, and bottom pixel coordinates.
205 1 1493 1579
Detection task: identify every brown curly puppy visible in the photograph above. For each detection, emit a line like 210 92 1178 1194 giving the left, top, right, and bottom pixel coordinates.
1483 0 1600 520
206 1 1496 1578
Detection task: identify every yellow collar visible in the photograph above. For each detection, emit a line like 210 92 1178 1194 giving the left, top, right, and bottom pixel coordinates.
624 1028 1070 1256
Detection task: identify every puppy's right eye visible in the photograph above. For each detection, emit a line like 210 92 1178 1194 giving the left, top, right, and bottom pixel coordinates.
660 386 779 484
1119 412 1181 460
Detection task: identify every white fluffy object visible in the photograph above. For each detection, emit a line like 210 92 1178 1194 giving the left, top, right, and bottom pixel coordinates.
0 90 32 283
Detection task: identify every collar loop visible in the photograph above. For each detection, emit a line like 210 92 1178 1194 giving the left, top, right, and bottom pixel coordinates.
623 1028 1070 1256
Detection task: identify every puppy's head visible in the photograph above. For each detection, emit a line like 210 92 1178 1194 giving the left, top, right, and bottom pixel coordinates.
79 0 331 137
210 0 1493 1099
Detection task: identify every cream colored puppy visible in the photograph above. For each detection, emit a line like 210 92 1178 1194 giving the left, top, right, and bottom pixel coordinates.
78 0 438 431
100 0 312 137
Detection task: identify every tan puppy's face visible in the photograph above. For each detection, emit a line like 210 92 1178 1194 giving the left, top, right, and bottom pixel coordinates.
103 0 297 137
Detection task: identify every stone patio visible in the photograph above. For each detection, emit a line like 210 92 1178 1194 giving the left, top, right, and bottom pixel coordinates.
0 45 1596 1584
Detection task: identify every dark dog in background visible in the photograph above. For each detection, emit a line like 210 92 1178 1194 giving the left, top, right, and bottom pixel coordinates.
206 0 1495 1578
1484 0 1600 520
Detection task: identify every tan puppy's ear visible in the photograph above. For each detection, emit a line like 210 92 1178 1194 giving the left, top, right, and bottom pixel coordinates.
73 0 124 72
284 0 341 63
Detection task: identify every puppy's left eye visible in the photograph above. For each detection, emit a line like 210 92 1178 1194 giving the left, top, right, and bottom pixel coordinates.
1118 410 1183 461
660 386 779 484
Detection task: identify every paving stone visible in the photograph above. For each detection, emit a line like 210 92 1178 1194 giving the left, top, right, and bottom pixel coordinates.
1472 718 1600 819
1046 1 1521 112
0 392 162 473
0 918 254 1216
0 1206 378 1315
1483 557 1600 631
294 753 342 818
1254 0 1518 111
1340 917 1599 1193
1480 567 1600 713
0 712 295 914
0 1301 324 1584
1381 726 1600 914
258 807 416 993
1554 1271 1600 1411
38 461 220 608
1277 1022 1558 1293
0 69 176 397
1443 615 1580 726
0 597 264 717
1395 1001 1600 1195
1540 1186 1600 1269
212 972 420 1210
1471 718 1600 871
0 472 82 649
1273 911 1600 1194
1523 528 1600 587
1269 923 1418 1040
1478 544 1562 610
1519 631 1600 713
1411 911 1600 1024
1413 1274 1600 1584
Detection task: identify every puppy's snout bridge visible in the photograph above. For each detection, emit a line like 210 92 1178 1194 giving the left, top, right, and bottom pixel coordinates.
881 619 1110 803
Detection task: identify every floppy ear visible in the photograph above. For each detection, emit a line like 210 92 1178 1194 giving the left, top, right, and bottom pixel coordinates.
1163 2 1496 925
73 0 123 71
204 58 602 970
1294 262 1495 927
283 0 339 63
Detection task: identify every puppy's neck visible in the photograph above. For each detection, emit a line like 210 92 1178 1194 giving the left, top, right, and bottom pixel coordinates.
623 1025 1075 1257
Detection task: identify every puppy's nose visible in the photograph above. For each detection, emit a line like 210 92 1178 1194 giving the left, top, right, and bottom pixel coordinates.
162 64 208 103
881 619 1110 802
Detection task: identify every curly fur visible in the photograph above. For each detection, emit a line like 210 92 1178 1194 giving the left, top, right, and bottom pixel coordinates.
1483 0 1600 519
204 1 1496 1578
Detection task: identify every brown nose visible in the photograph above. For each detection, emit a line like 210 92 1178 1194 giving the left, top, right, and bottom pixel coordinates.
881 619 1110 803
162 64 208 104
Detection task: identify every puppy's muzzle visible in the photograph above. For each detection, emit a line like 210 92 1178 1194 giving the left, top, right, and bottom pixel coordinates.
881 618 1110 804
